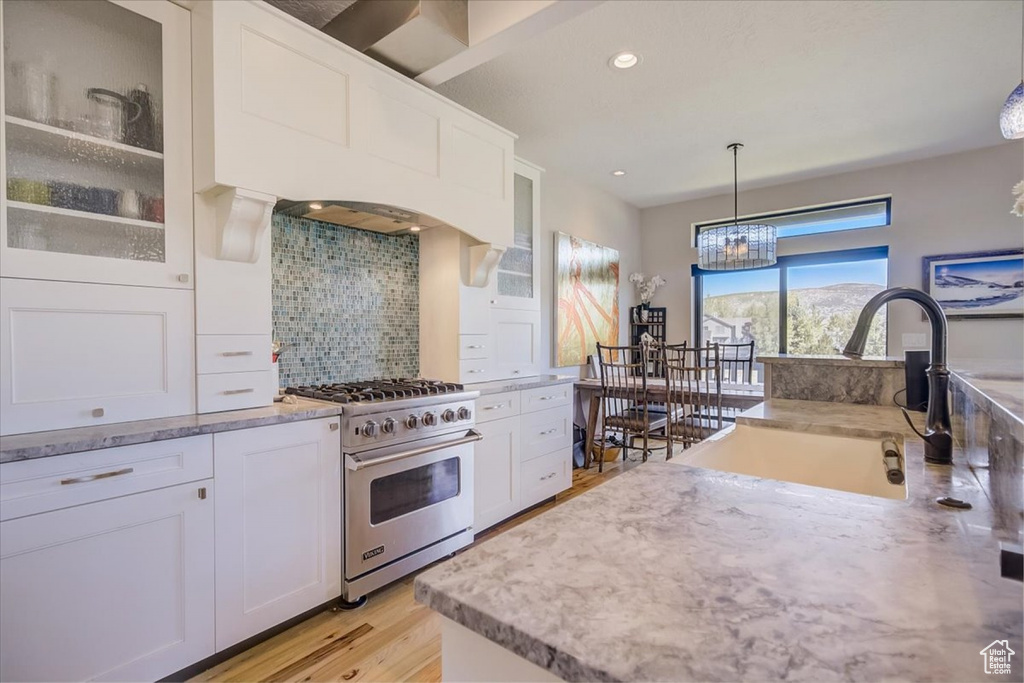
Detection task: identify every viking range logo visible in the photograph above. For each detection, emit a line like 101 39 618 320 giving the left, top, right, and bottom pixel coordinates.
362 545 385 561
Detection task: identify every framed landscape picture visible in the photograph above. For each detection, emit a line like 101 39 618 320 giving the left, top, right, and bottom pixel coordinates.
922 249 1024 319
554 232 620 366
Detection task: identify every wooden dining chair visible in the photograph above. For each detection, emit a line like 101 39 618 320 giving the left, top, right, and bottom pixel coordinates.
595 343 668 472
661 343 723 458
716 341 755 421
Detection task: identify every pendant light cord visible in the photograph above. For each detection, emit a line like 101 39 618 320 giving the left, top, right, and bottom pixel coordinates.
733 144 739 225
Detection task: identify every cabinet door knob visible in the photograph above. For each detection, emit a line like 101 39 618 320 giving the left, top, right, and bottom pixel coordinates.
330 423 339 431
92 408 105 418
490 300 497 305
198 487 208 500
177 273 190 283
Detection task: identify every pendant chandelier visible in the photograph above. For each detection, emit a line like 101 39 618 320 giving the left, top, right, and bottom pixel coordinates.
1000 4 1024 140
697 143 777 271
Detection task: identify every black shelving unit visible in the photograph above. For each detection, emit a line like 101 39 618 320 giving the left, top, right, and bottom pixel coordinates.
629 306 666 376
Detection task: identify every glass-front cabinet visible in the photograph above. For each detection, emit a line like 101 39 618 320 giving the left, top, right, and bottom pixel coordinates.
492 159 541 310
0 0 192 288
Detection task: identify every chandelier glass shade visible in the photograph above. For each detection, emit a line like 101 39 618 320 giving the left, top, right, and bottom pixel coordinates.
696 143 778 271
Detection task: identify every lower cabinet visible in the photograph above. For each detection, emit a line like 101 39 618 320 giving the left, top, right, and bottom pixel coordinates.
474 416 521 532
0 480 215 682
213 417 342 650
473 385 573 534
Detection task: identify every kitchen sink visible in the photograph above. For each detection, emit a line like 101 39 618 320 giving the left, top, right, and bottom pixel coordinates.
671 425 908 500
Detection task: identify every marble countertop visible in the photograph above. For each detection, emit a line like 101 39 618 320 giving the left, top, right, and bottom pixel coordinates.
736 398 924 440
950 360 1024 441
416 401 1023 682
466 374 577 396
0 398 343 463
758 353 905 367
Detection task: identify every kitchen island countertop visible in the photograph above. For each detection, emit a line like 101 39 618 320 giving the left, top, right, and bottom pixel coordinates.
415 400 1023 682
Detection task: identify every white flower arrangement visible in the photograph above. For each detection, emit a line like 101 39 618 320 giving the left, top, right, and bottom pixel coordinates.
1012 180 1024 219
628 272 667 305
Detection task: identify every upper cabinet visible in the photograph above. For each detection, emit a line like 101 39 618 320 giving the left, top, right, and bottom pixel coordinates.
493 160 542 310
191 0 516 247
0 0 194 288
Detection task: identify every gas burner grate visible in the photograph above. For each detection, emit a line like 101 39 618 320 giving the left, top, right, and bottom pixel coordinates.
284 378 464 404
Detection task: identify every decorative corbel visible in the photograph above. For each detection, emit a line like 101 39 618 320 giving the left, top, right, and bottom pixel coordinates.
214 187 277 263
466 243 507 287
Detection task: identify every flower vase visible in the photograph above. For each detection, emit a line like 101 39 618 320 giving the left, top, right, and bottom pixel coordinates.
639 303 650 323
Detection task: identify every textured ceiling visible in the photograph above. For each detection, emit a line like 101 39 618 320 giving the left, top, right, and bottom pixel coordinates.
436 0 1023 208
264 0 357 29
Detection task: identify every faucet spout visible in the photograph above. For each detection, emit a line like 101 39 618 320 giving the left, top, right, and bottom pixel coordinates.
842 287 953 465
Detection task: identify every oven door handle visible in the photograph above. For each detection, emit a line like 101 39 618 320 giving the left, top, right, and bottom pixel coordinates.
345 430 483 471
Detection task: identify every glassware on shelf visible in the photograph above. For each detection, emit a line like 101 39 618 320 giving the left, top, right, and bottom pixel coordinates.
86 87 141 144
5 61 58 124
125 84 157 151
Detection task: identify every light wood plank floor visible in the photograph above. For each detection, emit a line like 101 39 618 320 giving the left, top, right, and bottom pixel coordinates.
191 455 643 683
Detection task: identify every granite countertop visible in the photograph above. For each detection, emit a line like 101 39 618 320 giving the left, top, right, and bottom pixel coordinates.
416 401 1023 682
736 398 923 440
758 353 905 367
0 398 343 463
466 374 577 396
951 360 1024 441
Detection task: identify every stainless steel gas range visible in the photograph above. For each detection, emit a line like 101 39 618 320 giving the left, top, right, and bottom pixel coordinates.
284 379 480 607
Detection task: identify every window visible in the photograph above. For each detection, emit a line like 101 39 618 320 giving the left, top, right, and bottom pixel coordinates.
693 247 888 382
695 197 891 243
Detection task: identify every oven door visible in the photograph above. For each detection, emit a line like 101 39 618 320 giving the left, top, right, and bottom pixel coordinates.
344 428 479 577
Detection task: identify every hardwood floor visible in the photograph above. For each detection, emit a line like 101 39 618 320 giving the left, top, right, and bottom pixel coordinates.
191 456 642 683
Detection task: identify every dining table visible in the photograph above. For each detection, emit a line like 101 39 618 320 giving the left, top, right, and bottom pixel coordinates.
574 378 764 468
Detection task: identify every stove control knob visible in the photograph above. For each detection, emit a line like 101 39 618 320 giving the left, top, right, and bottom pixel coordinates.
422 412 437 426
405 414 420 429
381 418 396 434
362 420 379 437
457 406 471 421
442 409 456 423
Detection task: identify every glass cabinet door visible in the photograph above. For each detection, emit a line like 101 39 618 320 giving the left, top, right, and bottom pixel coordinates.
0 0 192 288
493 160 541 310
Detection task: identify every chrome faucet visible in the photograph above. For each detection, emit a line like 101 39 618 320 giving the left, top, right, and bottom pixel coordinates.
842 287 953 465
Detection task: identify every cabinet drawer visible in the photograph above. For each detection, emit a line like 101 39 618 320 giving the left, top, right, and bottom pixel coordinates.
197 371 271 413
521 383 573 414
459 335 490 360
196 335 271 374
0 435 214 522
520 408 572 458
0 278 195 435
520 449 571 510
460 358 492 383
475 391 520 424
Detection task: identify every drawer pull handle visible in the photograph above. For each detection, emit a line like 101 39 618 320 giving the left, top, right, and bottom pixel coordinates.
221 351 254 357
223 388 255 395
61 467 134 486
483 403 506 411
539 428 558 436
467 370 485 374
540 472 557 481
537 395 559 401
513 370 521 374
467 345 486 350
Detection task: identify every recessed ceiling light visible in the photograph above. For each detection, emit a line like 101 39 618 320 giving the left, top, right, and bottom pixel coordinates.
409 226 422 232
308 202 322 210
611 169 627 177
610 52 640 69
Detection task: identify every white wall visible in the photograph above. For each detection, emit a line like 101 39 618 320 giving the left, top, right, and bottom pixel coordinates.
640 142 1024 361
537 168 642 377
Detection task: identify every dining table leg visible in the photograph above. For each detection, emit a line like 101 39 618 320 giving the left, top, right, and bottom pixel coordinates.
583 390 601 469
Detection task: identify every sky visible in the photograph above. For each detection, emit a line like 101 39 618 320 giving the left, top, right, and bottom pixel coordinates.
702 259 888 298
937 258 1023 286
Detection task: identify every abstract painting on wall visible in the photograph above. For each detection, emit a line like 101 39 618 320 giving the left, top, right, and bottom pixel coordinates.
923 249 1024 319
555 232 620 366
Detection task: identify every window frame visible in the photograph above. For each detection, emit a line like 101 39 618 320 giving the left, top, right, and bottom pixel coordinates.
692 196 892 246
692 245 890 354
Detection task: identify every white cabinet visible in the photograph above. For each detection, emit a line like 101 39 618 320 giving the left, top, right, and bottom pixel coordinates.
472 386 573 534
0 438 215 682
191 0 515 247
421 159 543 384
213 417 342 650
0 278 195 435
0 0 194 289
474 415 521 532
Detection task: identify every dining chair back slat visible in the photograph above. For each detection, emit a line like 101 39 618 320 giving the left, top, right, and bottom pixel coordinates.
661 343 723 456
